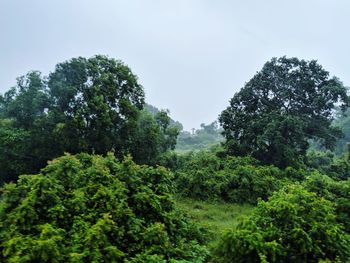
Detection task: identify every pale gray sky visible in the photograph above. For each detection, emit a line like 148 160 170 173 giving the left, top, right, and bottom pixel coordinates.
1 0 349 130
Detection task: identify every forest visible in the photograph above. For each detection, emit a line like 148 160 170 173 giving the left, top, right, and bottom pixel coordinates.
1 55 350 262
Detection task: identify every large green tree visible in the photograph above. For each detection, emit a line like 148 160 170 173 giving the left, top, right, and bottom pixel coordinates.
1 71 50 130
48 55 145 155
0 55 179 183
0 72 56 183
219 57 349 167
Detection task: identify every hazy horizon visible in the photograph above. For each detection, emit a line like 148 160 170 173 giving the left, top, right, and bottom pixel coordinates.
1 0 350 130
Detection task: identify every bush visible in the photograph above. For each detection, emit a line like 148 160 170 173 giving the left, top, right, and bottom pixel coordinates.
0 153 208 262
219 165 283 204
307 151 350 180
304 172 350 233
174 151 287 204
213 184 350 262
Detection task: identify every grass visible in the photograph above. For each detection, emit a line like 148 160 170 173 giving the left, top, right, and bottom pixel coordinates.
176 198 254 244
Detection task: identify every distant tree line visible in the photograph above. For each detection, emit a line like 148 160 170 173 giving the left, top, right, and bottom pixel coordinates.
176 121 224 152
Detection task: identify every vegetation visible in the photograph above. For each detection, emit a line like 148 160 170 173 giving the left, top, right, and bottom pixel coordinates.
334 108 350 155
0 56 179 184
306 150 350 181
220 57 349 168
144 104 183 131
0 153 207 262
214 184 350 262
173 149 294 204
303 172 350 233
130 109 179 166
176 198 253 244
145 104 224 153
176 122 223 152
1 55 350 262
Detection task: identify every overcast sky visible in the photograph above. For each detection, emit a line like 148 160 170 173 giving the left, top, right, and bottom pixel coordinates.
1 0 349 130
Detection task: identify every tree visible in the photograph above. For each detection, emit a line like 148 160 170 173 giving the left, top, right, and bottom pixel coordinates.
0 119 32 184
1 71 50 130
129 110 171 165
48 55 145 155
144 103 183 131
0 56 180 184
0 72 56 181
332 108 350 155
219 57 349 168
0 56 182 184
154 110 179 152
142 106 181 155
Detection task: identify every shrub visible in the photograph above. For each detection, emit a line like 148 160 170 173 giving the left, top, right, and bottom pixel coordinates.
307 151 350 180
219 165 282 204
304 172 350 233
213 184 350 262
174 151 286 204
0 153 208 262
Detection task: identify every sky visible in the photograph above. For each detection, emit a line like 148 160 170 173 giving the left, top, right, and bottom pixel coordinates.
1 0 350 130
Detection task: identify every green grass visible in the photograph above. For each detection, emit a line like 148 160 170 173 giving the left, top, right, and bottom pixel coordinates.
176 198 254 244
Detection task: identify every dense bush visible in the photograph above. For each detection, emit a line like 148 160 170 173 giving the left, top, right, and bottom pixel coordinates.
306 150 350 180
173 151 288 204
213 184 350 262
0 153 207 262
219 165 284 204
304 172 350 233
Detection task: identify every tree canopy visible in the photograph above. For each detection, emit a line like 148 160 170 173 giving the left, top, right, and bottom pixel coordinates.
219 57 349 167
47 55 145 155
0 56 180 184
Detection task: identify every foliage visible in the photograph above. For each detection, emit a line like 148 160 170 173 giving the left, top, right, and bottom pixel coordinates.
176 121 223 152
306 150 350 180
0 119 32 184
129 110 179 165
173 150 288 204
220 57 349 168
333 108 350 155
0 71 59 183
303 172 350 233
144 104 183 131
2 71 50 130
0 56 179 184
213 184 350 262
46 55 145 155
154 110 180 153
0 153 208 262
3 54 350 262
